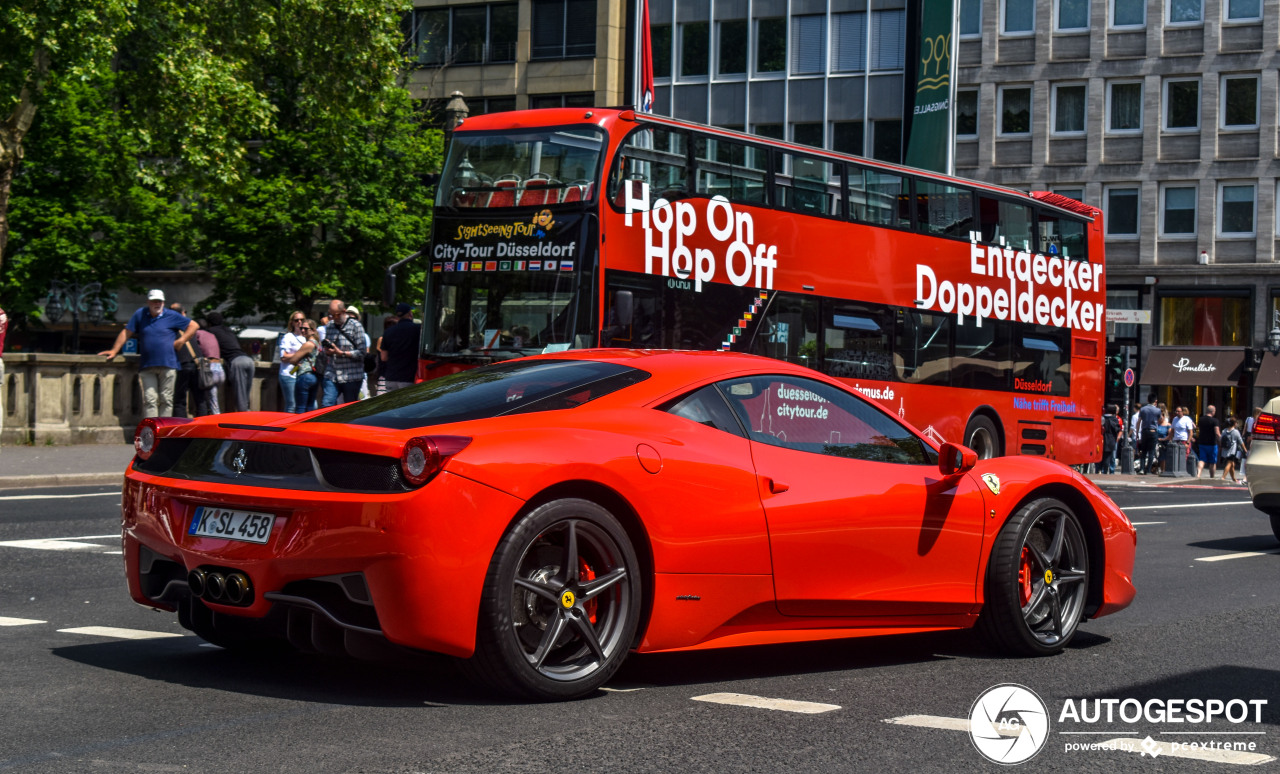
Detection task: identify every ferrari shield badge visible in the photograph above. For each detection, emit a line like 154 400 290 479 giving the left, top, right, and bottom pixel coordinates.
981 473 1001 495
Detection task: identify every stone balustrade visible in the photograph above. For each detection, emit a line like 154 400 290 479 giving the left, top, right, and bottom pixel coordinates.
1 354 284 445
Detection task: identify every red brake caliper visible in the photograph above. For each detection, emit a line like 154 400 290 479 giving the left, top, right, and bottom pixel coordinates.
580 559 597 624
1018 546 1033 606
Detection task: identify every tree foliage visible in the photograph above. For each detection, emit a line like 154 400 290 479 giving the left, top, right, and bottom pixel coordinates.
1 0 441 326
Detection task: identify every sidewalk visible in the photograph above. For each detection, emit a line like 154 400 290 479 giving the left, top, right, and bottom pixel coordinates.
0 443 135 490
1084 470 1249 488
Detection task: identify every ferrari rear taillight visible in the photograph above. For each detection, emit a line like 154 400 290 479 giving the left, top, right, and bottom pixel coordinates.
401 436 471 487
1254 412 1279 440
133 417 191 460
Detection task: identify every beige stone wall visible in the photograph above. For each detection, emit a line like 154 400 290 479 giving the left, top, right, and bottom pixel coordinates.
0 354 285 446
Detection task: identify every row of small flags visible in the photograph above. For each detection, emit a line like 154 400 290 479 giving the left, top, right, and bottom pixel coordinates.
722 291 769 350
433 260 575 273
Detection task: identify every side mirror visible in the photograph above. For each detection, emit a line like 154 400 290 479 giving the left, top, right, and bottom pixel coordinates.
939 442 978 476
614 290 634 327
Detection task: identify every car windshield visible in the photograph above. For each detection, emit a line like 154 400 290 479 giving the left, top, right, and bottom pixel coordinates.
309 360 650 430
440 127 605 209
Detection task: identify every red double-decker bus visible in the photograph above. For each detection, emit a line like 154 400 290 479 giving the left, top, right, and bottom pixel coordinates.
419 108 1106 464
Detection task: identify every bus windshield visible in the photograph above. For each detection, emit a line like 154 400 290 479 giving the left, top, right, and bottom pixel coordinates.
425 268 589 360
441 126 606 209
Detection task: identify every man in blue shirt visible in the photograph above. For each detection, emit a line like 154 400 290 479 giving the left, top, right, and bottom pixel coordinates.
1137 392 1163 475
99 289 199 417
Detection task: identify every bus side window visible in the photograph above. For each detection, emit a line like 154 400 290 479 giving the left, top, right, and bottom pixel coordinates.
978 195 1033 248
916 180 975 239
694 137 767 204
849 167 909 229
894 310 951 386
748 293 820 366
776 154 839 216
822 303 896 381
1037 209 1088 261
608 127 689 208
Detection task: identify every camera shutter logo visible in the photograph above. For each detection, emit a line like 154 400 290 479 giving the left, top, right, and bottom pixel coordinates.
968 684 1050 764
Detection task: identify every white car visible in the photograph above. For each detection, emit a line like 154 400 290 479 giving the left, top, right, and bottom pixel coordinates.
1246 398 1280 542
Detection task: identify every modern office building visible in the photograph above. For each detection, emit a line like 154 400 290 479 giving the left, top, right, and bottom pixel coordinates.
406 0 1280 416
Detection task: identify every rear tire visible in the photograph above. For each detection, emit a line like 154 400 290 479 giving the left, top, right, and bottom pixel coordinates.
965 415 1001 459
466 498 641 701
977 498 1089 656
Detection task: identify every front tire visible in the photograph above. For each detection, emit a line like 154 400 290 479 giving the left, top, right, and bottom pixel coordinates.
467 498 641 700
977 498 1090 655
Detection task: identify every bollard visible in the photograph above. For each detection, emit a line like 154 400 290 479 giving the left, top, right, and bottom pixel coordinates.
1120 445 1135 474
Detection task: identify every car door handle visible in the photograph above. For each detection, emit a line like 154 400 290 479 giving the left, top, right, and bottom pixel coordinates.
767 478 790 494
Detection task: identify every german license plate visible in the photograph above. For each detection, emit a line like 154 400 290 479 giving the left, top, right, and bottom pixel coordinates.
189 506 275 544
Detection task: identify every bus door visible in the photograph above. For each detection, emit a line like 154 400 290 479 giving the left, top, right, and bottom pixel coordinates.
713 373 986 618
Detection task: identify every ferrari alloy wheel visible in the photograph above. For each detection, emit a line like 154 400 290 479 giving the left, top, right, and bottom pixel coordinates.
977 498 1089 655
468 499 641 700
964 415 1001 459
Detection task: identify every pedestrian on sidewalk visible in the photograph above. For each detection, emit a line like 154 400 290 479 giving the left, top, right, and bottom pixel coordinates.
319 300 367 407
1221 416 1245 484
0 304 8 441
277 312 309 413
98 290 198 418
1138 393 1161 474
193 320 222 415
1101 404 1121 474
1172 405 1195 473
203 312 254 413
1197 405 1221 478
379 302 420 393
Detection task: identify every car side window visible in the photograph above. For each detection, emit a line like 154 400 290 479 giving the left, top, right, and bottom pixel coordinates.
713 375 933 464
662 385 747 437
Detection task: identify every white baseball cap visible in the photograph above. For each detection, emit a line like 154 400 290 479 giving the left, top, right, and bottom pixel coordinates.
147 289 165 302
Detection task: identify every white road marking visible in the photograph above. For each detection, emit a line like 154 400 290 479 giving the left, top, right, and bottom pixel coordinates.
0 534 119 552
884 716 1274 765
884 714 969 732
0 617 46 626
101 550 123 555
1196 550 1280 563
1122 501 1252 511
600 686 646 693
0 491 120 501
692 692 840 714
1130 521 1165 526
58 626 184 640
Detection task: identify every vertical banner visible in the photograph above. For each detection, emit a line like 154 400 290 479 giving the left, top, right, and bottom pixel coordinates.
639 0 654 112
903 0 956 173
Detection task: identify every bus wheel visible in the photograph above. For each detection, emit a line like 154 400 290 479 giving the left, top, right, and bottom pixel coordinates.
466 499 641 701
965 415 1001 458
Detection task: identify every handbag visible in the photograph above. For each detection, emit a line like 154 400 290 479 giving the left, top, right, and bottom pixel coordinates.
188 342 224 389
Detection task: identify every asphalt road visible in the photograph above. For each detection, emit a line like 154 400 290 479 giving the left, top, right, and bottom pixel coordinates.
0 481 1276 773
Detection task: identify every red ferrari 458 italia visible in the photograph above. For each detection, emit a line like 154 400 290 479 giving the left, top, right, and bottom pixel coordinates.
122 350 1135 700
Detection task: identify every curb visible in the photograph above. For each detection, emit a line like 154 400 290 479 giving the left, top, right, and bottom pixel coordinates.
0 472 124 491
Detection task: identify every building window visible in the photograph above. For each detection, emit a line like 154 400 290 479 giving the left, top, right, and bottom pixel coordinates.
873 120 902 162
652 24 672 79
1052 83 1086 134
1003 0 1035 33
756 18 786 73
530 93 594 109
1111 0 1146 27
960 0 982 36
471 96 517 115
956 89 978 137
1107 81 1143 133
793 123 824 148
832 13 867 72
405 4 517 65
1167 0 1203 23
1218 183 1256 236
753 123 784 140
1158 293 1251 346
1105 186 1140 237
717 19 747 75
999 86 1031 135
1163 79 1200 131
679 22 710 78
1055 187 1085 202
531 0 596 59
1058 0 1089 30
1160 185 1197 235
791 15 827 74
1225 0 1261 22
1221 75 1259 129
871 11 905 71
832 121 864 155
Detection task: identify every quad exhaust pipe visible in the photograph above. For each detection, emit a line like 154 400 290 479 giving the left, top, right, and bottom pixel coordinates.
188 568 252 605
